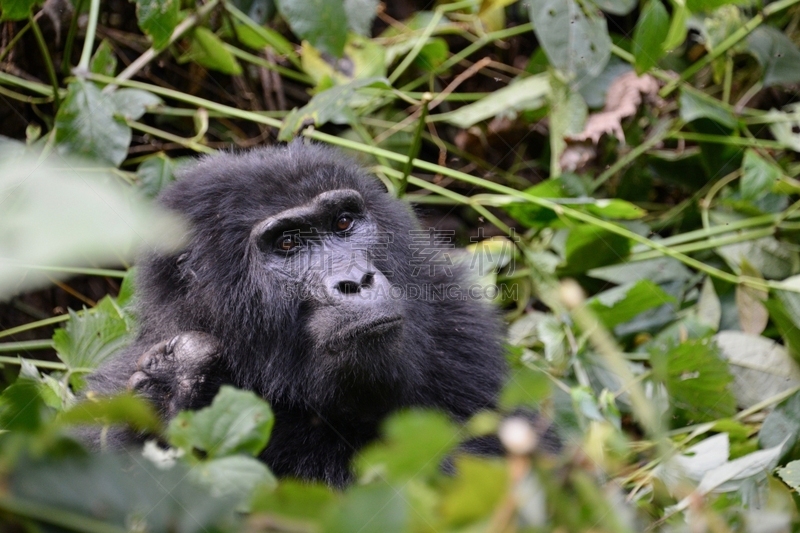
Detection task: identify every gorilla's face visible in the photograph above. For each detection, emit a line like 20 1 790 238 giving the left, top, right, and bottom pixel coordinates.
249 188 405 357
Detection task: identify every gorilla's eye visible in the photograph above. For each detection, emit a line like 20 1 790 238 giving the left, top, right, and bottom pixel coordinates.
335 215 354 232
276 234 299 252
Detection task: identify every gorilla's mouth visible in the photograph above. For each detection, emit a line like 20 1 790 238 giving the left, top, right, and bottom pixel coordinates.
341 315 403 340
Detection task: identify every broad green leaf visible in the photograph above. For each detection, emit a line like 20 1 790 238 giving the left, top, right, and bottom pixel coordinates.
182 27 243 75
228 3 294 55
276 0 348 57
10 454 238 532
0 0 37 20
327 483 407 533
191 455 276 508
440 457 507 525
679 87 737 128
0 152 185 297
633 0 669 74
549 78 587 176
717 237 794 280
134 0 180 50
686 0 742 10
759 390 800 454
588 280 675 329
746 26 800 88
528 0 611 81
230 0 275 24
279 77 389 140
300 35 386 86
90 40 117 76
55 79 131 166
741 149 781 200
251 479 336 521
439 73 549 128
593 0 637 15
108 88 162 121
563 225 631 274
777 460 800 491
589 257 693 285
355 410 458 481
0 380 48 431
167 386 274 458
715 331 800 409
59 393 161 433
137 153 180 198
343 0 378 36
653 338 736 425
500 367 551 409
53 297 132 385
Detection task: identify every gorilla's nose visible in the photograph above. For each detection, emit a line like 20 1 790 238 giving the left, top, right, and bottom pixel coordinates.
335 272 374 295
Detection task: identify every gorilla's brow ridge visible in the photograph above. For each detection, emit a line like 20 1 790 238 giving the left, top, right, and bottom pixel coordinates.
250 189 365 238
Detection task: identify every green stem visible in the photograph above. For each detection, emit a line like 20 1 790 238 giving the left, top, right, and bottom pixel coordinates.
629 228 775 262
0 315 70 340
28 13 60 109
62 0 85 75
398 95 430 197
223 43 311 84
0 341 56 354
669 131 785 149
127 120 216 153
77 0 101 71
7 264 127 278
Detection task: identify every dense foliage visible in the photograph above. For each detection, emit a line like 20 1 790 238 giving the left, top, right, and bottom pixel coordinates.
3 0 800 530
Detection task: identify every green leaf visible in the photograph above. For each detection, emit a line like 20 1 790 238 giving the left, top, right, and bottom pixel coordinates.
679 87 737 128
588 257 693 285
440 73 549 129
343 0 378 36
108 88 162 121
0 152 186 297
654 338 736 425
632 0 669 74
59 393 162 433
593 0 637 15
0 380 48 431
134 0 180 50
279 77 389 140
53 296 132 381
500 367 551 409
182 27 243 75
355 410 459 481
686 0 742 10
137 153 180 198
741 149 781 201
441 457 507 525
167 386 274 458
0 0 37 20
55 79 131 167
250 479 336 521
759 390 800 454
563 225 631 274
276 0 348 57
90 40 117 76
588 280 675 329
191 455 276 508
328 483 407 533
746 25 800 88
527 0 611 81
777 460 800 491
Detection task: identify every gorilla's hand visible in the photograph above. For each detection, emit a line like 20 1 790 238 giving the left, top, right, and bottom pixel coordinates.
128 332 221 416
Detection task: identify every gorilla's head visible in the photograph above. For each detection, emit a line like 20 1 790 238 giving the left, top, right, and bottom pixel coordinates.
138 142 442 411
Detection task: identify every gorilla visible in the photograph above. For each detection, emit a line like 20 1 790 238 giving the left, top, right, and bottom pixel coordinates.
87 142 506 487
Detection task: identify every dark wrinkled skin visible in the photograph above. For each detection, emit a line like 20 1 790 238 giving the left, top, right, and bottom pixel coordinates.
86 142 506 487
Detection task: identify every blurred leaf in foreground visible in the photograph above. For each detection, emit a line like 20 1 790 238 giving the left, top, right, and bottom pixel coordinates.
0 150 186 298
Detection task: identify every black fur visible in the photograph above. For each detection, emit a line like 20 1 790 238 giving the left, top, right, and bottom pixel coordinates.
87 142 506 487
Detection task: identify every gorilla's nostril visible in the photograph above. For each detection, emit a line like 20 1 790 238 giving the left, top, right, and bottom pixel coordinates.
361 272 375 288
336 280 361 295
